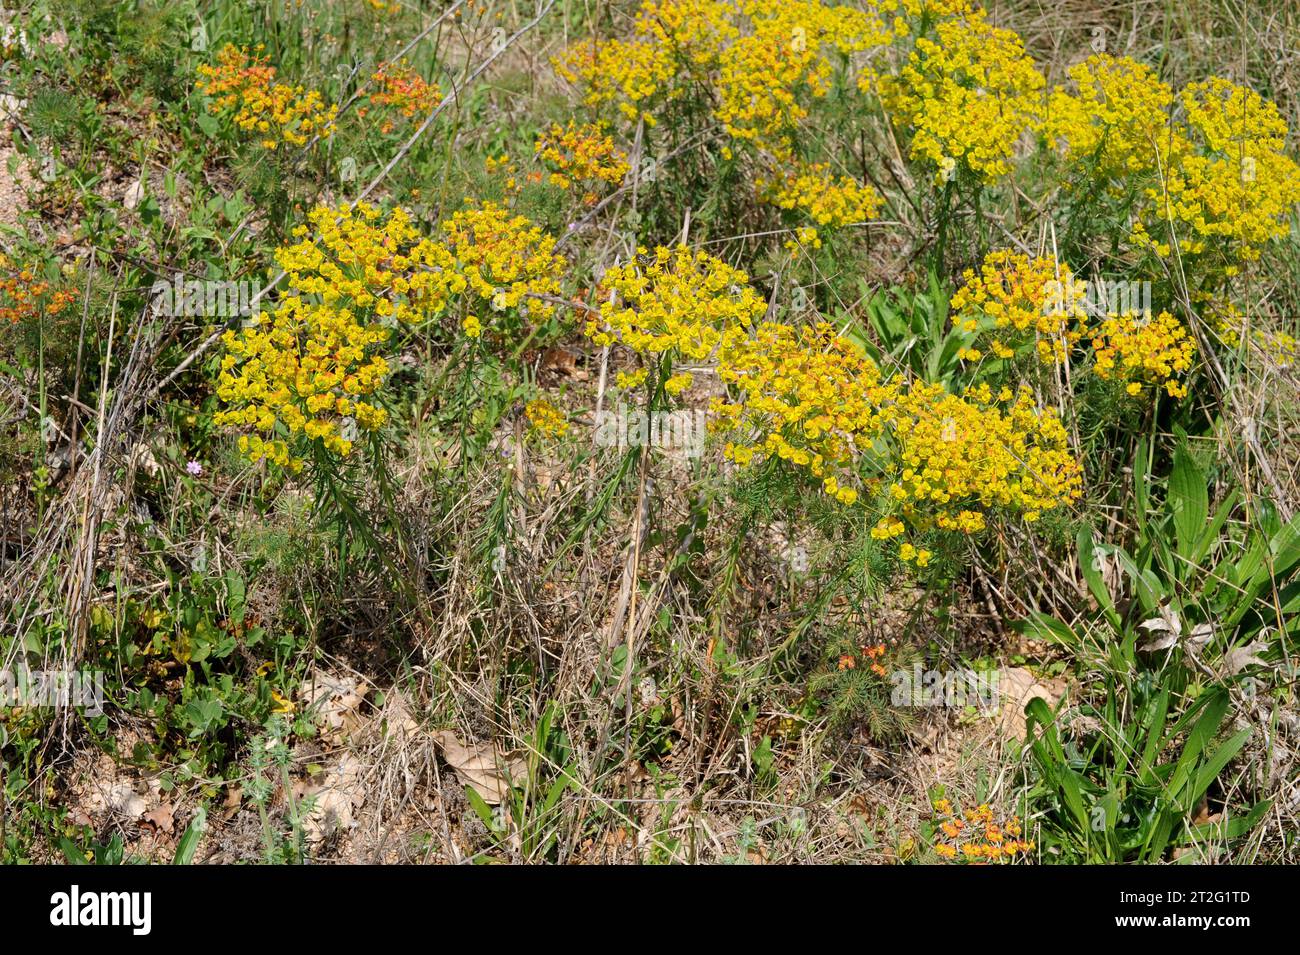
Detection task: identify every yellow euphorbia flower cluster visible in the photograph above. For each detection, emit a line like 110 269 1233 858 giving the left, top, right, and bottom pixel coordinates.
277 201 467 325
553 28 680 126
197 44 338 150
1132 78 1300 265
758 163 884 249
525 398 570 438
533 121 630 196
1089 310 1196 398
950 251 1087 363
951 249 1197 398
875 8 1044 183
439 201 567 322
575 239 1083 551
216 201 442 468
711 1 895 235
710 319 1081 544
217 200 565 468
715 19 832 152
714 321 896 504
883 382 1082 531
555 0 889 238
1044 54 1175 181
585 246 767 375
1045 58 1300 268
217 295 390 469
636 0 741 72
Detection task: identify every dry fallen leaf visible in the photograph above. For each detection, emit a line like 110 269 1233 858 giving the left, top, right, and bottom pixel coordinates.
996 667 1068 742
303 753 365 844
142 803 175 835
123 178 145 210
540 345 585 380
1187 622 1215 655
301 672 369 740
1139 606 1183 651
1220 639 1271 677
431 730 528 805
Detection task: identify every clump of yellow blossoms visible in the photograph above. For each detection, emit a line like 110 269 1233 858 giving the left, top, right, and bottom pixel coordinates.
950 249 1198 400
278 201 468 325
715 321 895 505
716 19 827 153
1044 54 1175 181
438 201 567 323
881 382 1082 533
1088 310 1196 398
715 0 897 159
533 121 630 197
554 0 896 235
555 40 676 126
758 163 884 249
216 200 567 468
950 251 1086 364
362 61 442 134
525 398 569 438
1131 77 1300 266
875 8 1044 183
197 44 338 150
1044 59 1300 269
216 202 442 468
586 246 767 382
932 798 1033 863
713 319 1082 536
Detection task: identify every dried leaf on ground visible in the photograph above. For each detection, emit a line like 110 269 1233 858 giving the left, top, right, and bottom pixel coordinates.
431 730 528 805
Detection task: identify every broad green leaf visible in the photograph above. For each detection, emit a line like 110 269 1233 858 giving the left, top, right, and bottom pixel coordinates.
1169 443 1208 560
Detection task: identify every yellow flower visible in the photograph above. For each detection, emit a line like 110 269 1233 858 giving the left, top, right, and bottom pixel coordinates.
1089 310 1195 400
440 201 567 324
535 121 630 191
525 398 569 437
587 245 766 361
1128 76 1300 268
1044 54 1174 181
757 162 884 236
197 45 338 151
874 8 1045 183
950 250 1087 365
664 372 694 395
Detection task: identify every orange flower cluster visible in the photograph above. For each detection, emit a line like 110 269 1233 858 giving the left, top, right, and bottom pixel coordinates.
363 62 442 133
931 799 1033 863
197 44 337 150
838 643 888 676
0 256 78 324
